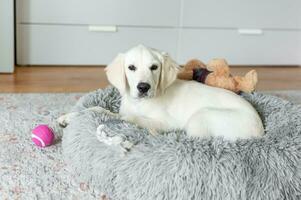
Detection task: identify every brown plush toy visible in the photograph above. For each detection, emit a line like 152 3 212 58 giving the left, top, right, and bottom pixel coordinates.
177 58 258 93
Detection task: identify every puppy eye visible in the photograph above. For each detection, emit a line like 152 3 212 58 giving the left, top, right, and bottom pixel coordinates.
128 65 136 71
150 64 158 71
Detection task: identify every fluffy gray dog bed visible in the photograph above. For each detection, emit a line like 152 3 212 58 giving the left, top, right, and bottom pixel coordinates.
62 87 301 200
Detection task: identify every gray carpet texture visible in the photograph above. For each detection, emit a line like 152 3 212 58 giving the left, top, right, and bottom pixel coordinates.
0 89 300 199
62 87 301 200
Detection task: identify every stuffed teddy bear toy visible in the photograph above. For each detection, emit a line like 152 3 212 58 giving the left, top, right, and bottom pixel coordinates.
177 58 258 93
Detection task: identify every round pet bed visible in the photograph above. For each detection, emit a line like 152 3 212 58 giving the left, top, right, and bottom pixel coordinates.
62 87 301 200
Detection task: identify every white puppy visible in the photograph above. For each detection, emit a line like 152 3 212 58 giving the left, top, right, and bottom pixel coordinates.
59 45 264 140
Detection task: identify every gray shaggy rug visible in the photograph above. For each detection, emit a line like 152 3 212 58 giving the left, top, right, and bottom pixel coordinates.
62 87 301 200
0 89 300 199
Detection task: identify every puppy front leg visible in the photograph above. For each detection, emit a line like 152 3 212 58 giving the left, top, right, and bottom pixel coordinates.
58 106 119 128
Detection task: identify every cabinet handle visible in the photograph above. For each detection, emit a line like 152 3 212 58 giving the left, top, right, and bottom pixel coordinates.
238 29 263 35
88 25 117 32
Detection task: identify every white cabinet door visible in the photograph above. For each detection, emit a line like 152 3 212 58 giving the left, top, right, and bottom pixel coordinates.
182 0 300 29
17 24 178 65
178 29 301 65
17 0 181 27
0 0 14 72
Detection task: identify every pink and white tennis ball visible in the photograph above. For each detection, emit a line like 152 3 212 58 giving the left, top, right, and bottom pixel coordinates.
32 125 55 147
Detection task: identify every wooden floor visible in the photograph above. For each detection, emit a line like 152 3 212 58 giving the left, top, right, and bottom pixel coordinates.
0 66 301 92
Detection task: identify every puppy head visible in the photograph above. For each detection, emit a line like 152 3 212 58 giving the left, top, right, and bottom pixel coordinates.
105 45 179 98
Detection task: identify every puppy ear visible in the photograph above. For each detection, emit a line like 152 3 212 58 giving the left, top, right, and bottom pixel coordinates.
159 53 180 93
105 54 126 93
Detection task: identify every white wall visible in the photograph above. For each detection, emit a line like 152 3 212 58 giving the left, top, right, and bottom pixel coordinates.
0 0 14 73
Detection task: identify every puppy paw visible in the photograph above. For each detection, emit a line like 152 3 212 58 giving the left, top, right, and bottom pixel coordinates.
57 112 79 128
121 140 134 150
96 124 123 145
57 115 68 128
96 124 133 151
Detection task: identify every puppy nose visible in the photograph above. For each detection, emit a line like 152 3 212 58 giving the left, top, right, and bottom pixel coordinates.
137 82 151 93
